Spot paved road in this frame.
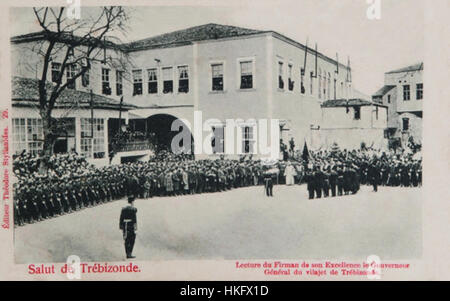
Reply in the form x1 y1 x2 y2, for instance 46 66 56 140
15 185 422 263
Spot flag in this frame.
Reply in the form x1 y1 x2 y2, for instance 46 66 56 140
302 141 310 162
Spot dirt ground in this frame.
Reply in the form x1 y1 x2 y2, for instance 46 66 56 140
14 184 422 263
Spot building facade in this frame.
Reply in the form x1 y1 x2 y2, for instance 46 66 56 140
372 63 423 148
11 23 371 164
312 98 388 150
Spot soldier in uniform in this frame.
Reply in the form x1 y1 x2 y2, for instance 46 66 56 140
343 165 352 195
368 161 380 192
322 166 330 198
329 166 338 197
305 167 315 199
336 165 344 196
263 167 276 197
313 166 323 199
119 196 138 259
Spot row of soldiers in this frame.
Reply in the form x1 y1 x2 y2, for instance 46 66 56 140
13 156 269 226
304 164 361 199
13 173 129 226
298 149 422 199
13 149 422 226
119 159 265 199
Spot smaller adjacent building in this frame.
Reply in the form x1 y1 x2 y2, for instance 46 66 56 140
372 62 423 148
11 77 155 166
310 98 388 150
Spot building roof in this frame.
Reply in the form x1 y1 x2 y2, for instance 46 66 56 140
11 77 136 110
321 98 387 108
386 62 423 74
11 23 349 70
373 85 396 97
124 23 268 51
10 30 124 51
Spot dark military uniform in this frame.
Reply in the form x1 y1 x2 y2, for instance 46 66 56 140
336 167 344 196
263 170 274 197
322 170 330 198
314 169 324 199
329 168 338 197
119 204 138 259
305 170 315 199
368 164 380 192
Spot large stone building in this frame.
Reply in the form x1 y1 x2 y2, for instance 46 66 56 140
10 23 385 164
372 62 423 148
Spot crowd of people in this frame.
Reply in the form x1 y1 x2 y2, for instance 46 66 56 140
12 147 422 227
299 148 422 199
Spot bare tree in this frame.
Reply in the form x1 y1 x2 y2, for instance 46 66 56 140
30 6 129 160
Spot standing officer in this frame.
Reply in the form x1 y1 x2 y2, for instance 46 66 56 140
329 166 338 197
313 166 323 199
368 161 380 192
337 165 344 196
119 196 138 259
305 166 315 199
263 168 274 197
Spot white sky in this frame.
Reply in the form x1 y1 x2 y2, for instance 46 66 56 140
10 0 424 95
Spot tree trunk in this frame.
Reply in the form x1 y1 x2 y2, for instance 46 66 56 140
39 108 56 174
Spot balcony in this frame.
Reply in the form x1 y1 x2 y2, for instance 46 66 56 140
109 130 156 153
115 140 154 152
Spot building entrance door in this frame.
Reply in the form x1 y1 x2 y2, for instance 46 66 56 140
54 138 68 153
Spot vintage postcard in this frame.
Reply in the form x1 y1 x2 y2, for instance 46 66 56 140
0 0 448 282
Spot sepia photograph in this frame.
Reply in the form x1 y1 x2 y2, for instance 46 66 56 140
6 0 429 275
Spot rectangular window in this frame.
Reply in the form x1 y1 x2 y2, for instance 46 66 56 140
300 68 305 94
12 118 26 155
242 126 255 154
178 66 189 93
133 69 143 95
240 61 253 89
416 83 423 100
80 118 105 159
403 85 410 101
211 64 224 91
387 94 391 104
162 67 173 94
93 119 105 159
278 62 284 90
11 118 43 156
402 118 409 131
211 126 225 154
66 64 76 89
80 127 92 158
51 62 61 83
318 71 322 99
333 79 337 99
116 70 123 96
354 106 361 120
288 64 294 91
327 74 331 99
27 118 43 156
147 68 158 94
82 69 90 87
102 68 111 95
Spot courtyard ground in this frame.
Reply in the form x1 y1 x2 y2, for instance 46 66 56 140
14 184 422 263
